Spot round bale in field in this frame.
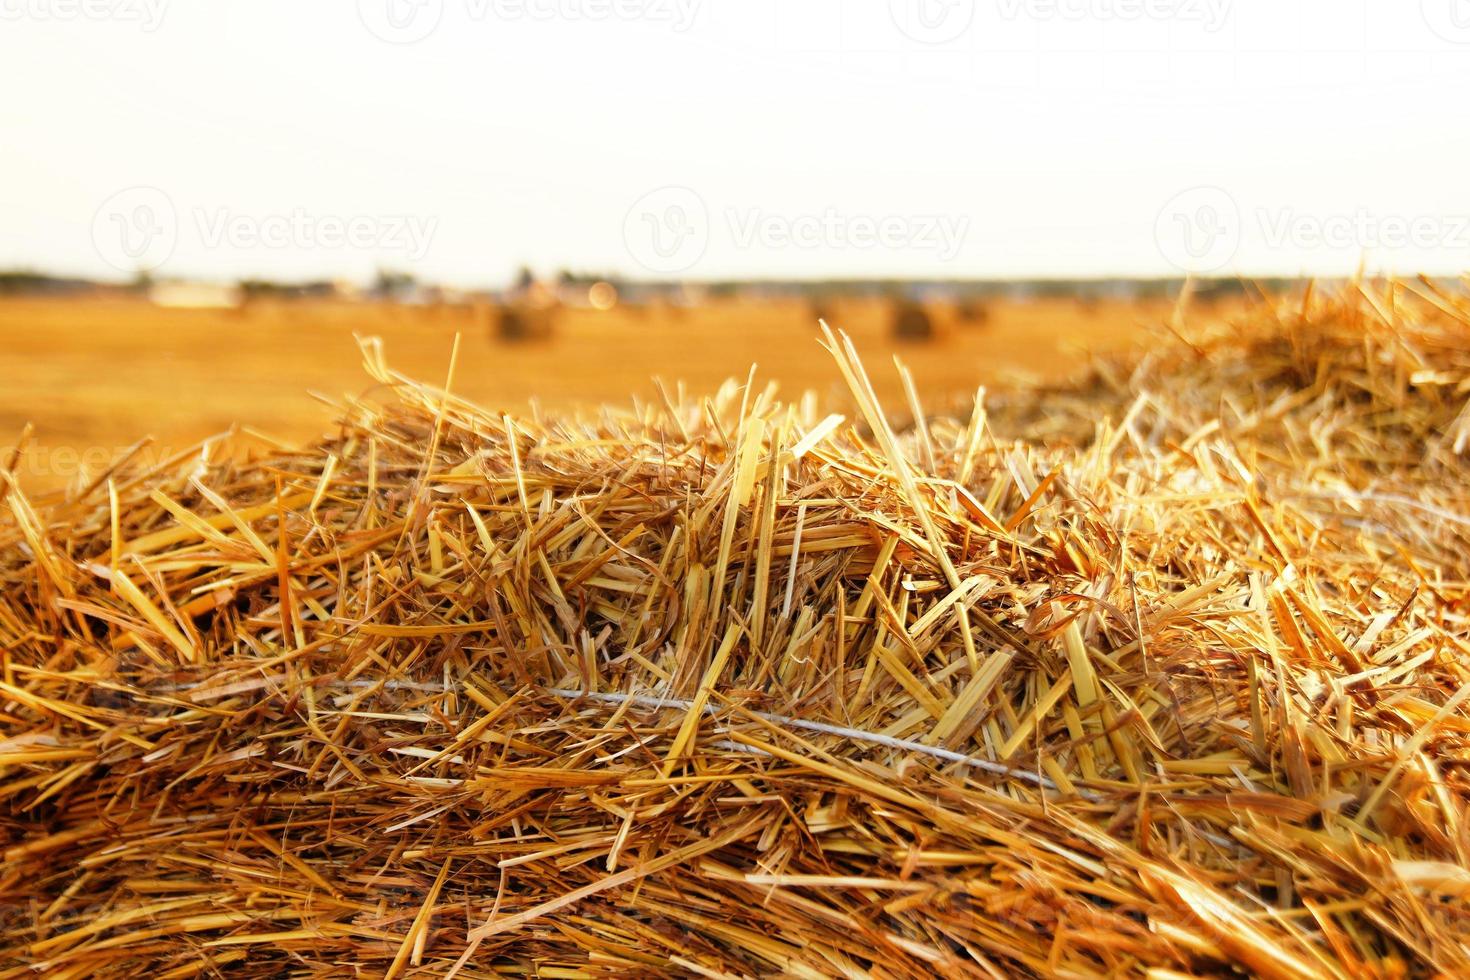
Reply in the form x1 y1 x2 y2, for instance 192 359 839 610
890 299 935 342
493 304 556 343
808 294 838 326
954 298 990 326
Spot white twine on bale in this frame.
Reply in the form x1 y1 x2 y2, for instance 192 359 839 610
165 676 1083 795
542 687 1085 798
162 676 1255 839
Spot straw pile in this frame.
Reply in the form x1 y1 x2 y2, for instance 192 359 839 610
2 281 1470 977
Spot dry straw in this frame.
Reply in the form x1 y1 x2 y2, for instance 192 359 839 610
3 278 1470 976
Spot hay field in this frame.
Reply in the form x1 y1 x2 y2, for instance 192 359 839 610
0 294 1177 490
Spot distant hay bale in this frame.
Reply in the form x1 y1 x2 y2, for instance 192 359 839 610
808 295 837 326
494 303 555 342
954 297 990 326
3 284 1470 976
890 299 935 341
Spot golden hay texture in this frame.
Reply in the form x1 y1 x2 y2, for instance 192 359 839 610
2 281 1470 977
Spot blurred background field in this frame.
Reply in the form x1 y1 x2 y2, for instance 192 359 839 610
0 289 1210 490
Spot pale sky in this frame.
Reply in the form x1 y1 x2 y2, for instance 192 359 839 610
3 0 1469 285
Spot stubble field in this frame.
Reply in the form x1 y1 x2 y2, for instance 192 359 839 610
0 293 1185 489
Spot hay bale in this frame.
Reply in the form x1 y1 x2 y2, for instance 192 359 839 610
890 299 935 341
954 297 990 326
3 283 1470 976
494 303 555 342
808 294 838 326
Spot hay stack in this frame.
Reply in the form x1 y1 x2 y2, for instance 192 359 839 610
954 297 990 326
493 304 555 343
3 282 1470 976
890 299 935 341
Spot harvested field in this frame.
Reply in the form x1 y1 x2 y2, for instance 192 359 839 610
0 294 1181 492
2 280 1470 976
